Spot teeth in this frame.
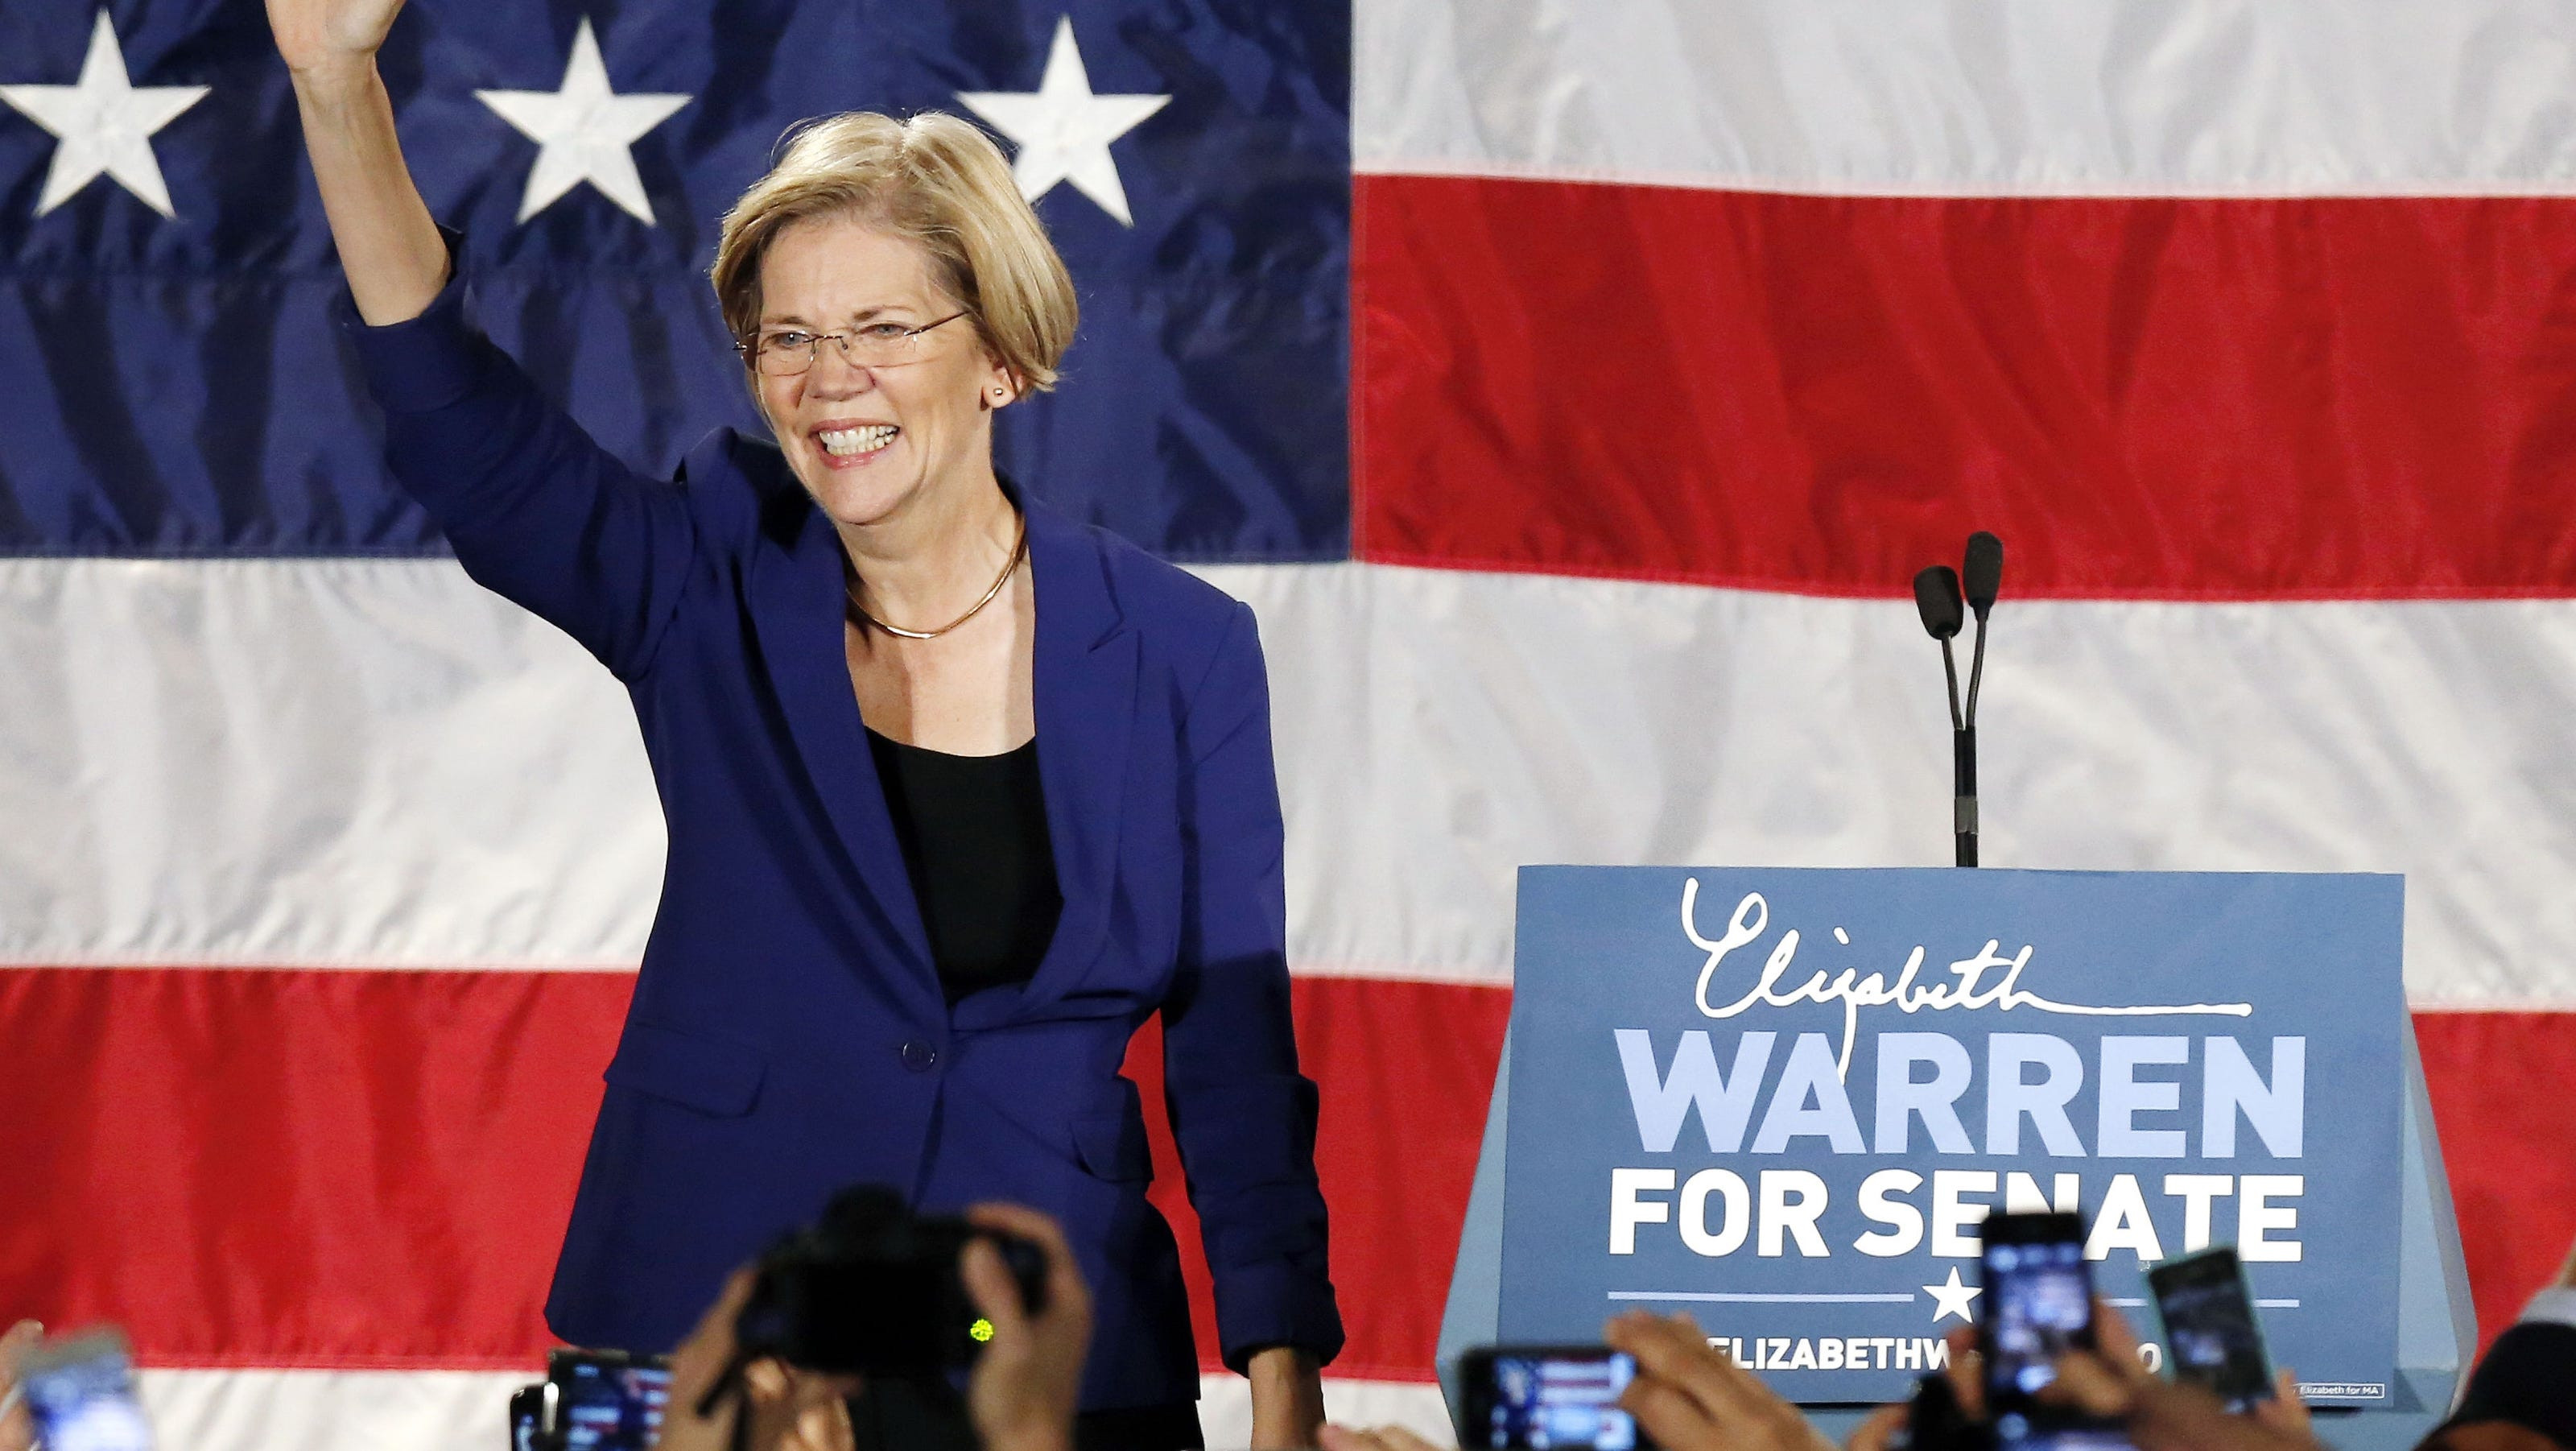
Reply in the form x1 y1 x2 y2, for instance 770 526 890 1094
818 424 898 457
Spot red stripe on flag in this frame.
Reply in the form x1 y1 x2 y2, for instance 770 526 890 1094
2413 1011 2576 1350
0 968 1510 1377
5 968 2564 1370
0 966 626 1370
1354 174 2576 599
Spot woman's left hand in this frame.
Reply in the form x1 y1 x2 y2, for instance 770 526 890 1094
1248 1345 1326 1449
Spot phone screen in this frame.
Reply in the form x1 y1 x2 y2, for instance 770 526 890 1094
1980 1213 2098 1441
1468 1348 1644 1450
19 1337 154 1451
547 1354 670 1451
2149 1247 2273 1409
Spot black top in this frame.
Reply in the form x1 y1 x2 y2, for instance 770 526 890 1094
866 727 1063 999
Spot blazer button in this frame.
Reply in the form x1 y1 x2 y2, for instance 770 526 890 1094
899 1039 939 1073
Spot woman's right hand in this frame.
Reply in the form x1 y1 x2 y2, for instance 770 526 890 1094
264 0 446 323
265 0 407 85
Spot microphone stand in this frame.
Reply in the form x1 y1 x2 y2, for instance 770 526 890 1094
1955 614 1984 868
1955 530 2003 867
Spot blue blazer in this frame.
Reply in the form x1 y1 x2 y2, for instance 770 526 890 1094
345 257 1343 1409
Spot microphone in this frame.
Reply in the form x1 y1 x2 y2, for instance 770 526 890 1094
1912 565 1965 736
1963 531 2002 618
1915 536 2003 868
1961 530 2003 725
1913 565 1965 643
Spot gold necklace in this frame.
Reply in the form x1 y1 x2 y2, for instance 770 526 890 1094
846 512 1027 640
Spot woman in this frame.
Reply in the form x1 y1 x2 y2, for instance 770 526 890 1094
266 2 1341 1445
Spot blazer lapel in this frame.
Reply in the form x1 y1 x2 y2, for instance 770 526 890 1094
745 497 938 990
1015 493 1136 1019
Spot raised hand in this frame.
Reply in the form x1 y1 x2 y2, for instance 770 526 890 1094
2042 1302 2322 1451
961 1202 1093 1451
1607 1308 1839 1451
261 0 445 322
1 1321 42 1451
264 0 407 82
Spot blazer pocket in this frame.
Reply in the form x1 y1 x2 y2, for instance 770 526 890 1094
1071 1112 1154 1183
605 1022 766 1118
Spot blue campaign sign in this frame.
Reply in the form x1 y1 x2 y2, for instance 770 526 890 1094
1495 867 2407 1405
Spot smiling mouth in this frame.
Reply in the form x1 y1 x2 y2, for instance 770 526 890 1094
817 424 898 458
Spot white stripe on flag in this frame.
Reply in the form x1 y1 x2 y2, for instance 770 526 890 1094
138 1369 524 1451
1354 0 2576 195
6 559 2575 1006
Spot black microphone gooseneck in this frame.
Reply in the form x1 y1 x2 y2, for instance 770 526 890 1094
1955 531 2004 867
1911 564 1969 862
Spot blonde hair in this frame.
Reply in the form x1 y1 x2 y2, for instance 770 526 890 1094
712 111 1077 392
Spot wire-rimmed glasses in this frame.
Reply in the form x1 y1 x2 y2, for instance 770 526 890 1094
736 311 969 377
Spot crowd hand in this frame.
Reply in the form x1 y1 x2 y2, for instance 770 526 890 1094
962 1202 1094 1451
2041 1301 2316 1451
1606 1308 1839 1451
0 1320 40 1451
1845 1324 1992 1451
657 1270 858 1451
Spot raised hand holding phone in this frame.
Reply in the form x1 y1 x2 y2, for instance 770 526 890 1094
11 1328 154 1451
1977 1212 2104 1446
2042 1302 2314 1451
2148 1246 2274 1412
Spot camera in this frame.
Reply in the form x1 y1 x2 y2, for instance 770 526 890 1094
729 1183 1051 1380
506 1184 1049 1448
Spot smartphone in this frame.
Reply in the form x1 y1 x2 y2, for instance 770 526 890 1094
13 1328 155 1451
543 1350 671 1451
1979 1213 2101 1446
1456 1346 1653 1450
509 1382 550 1451
2147 1246 2273 1411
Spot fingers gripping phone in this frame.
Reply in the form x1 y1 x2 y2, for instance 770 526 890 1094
2147 1246 2274 1412
1457 1346 1655 1450
1979 1213 2099 1445
14 1329 155 1451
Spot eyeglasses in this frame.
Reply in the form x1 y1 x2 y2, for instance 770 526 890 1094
737 311 970 377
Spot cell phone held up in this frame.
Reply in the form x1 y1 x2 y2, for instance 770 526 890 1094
1978 1212 2108 1447
1455 1346 1656 1450
12 1328 155 1451
507 1349 671 1451
2147 1246 2274 1412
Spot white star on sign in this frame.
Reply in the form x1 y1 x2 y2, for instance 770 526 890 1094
476 18 690 225
958 16 1170 226
0 10 208 218
1923 1266 1984 1325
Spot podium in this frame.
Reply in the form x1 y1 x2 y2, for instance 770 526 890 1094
1437 868 2477 1451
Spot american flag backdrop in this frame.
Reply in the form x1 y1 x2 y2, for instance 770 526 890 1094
6 0 2576 1445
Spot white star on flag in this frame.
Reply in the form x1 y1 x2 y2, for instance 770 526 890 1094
476 18 690 225
958 16 1170 226
1923 1266 1984 1325
0 9 208 219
